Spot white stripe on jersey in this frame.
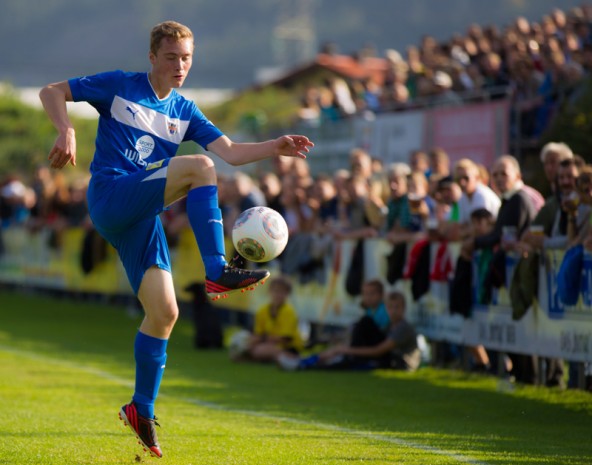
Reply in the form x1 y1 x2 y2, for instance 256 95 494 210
111 96 189 145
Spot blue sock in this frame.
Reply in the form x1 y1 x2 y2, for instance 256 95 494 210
186 185 226 280
132 331 168 419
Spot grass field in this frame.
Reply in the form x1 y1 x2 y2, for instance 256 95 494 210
0 290 591 465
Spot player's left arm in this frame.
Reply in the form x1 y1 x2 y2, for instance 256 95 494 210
207 134 313 166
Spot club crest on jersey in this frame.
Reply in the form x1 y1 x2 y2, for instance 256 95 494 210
167 120 179 135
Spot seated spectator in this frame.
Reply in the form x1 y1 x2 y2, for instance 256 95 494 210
235 276 303 363
279 290 421 372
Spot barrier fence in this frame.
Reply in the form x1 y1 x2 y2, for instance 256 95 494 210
1 226 591 363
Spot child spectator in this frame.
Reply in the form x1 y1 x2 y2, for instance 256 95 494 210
279 290 420 372
238 276 303 363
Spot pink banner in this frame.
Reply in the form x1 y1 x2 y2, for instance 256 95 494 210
429 100 510 168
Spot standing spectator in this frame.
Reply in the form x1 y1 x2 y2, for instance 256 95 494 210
406 171 434 233
480 52 510 98
258 172 283 214
296 87 321 128
444 158 501 240
462 155 539 384
429 71 463 107
463 155 538 257
309 173 339 231
429 147 451 179
223 172 267 233
28 165 56 231
349 148 373 179
540 142 574 195
318 86 341 122
409 150 430 177
518 159 587 389
328 77 357 117
0 176 36 227
384 163 415 243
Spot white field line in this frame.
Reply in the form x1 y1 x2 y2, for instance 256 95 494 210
0 345 488 465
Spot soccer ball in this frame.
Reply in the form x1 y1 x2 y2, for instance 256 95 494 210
232 206 289 262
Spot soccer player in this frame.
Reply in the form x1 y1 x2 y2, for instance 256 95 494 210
39 21 313 458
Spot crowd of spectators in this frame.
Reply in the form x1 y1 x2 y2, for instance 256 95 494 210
3 141 590 389
0 166 91 254
295 5 590 139
202 142 588 389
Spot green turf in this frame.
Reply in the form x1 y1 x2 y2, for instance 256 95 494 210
0 290 590 464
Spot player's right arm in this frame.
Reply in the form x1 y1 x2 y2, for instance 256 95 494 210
39 81 77 169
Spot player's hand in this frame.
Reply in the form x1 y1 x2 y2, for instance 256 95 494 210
48 128 77 169
273 135 314 159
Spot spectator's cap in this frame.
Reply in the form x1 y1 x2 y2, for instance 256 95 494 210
433 71 452 88
437 175 454 191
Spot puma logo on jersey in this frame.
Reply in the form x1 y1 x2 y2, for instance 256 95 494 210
208 219 223 225
126 106 139 119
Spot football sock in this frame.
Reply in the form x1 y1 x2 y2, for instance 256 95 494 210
186 185 227 280
132 331 168 419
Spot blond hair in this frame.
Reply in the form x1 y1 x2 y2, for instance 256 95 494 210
150 21 193 55
454 158 478 174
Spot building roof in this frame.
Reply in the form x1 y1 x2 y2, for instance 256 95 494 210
268 53 390 88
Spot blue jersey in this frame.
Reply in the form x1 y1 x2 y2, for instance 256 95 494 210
68 70 223 179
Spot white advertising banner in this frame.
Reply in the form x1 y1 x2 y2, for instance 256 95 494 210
354 111 425 164
1 226 592 361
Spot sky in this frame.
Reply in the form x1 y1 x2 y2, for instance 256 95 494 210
0 0 585 90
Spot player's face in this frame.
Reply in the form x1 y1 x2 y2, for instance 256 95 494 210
150 37 194 89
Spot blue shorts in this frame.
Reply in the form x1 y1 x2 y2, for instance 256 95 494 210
87 159 172 294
